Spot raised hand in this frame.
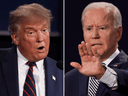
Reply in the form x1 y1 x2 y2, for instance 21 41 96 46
70 41 106 79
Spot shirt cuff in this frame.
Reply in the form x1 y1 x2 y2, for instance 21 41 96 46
99 66 118 90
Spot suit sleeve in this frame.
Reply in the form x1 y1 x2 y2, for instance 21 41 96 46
113 62 128 95
99 67 118 89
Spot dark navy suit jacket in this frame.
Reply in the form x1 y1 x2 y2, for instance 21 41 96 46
66 51 128 96
0 46 63 96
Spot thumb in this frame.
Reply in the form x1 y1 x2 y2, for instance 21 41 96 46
70 62 82 69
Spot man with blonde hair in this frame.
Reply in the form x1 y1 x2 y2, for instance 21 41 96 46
0 3 63 96
66 2 128 96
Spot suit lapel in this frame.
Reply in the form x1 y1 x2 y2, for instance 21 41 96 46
2 46 19 96
44 57 59 96
96 82 106 96
108 50 128 68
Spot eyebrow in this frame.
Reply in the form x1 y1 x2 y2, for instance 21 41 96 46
98 25 109 27
24 23 48 31
25 27 37 32
85 24 109 27
85 25 93 28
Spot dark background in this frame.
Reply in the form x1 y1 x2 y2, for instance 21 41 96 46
0 0 63 61
66 0 128 73
0 0 128 73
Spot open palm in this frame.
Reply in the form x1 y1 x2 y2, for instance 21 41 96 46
71 41 105 79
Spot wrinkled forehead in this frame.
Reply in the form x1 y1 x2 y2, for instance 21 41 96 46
84 8 114 25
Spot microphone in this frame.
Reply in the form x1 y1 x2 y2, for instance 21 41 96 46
56 61 63 70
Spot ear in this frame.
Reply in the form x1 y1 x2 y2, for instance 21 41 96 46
116 26 123 42
11 32 19 46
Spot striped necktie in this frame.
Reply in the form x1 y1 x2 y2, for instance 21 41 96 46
23 61 37 96
88 77 100 96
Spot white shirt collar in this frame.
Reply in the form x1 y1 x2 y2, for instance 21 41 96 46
17 48 44 71
102 48 120 66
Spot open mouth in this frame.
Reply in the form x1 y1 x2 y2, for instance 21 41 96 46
38 46 44 50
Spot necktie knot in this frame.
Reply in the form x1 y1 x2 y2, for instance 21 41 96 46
27 61 36 68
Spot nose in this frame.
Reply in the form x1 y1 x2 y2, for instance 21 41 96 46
92 28 100 39
36 31 44 43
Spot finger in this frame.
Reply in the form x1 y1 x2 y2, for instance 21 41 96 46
78 44 84 57
91 47 99 57
91 47 101 62
86 43 93 56
81 41 88 55
70 62 82 70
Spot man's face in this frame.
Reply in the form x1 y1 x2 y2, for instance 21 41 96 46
83 8 122 61
12 19 50 62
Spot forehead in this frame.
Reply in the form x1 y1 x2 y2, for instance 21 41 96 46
83 8 114 26
20 18 48 29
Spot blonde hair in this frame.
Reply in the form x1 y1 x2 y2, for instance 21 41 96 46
9 3 53 33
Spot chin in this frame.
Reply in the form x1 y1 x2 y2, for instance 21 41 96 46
37 54 47 60
96 50 103 56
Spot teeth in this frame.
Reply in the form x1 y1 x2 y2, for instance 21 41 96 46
93 44 100 46
94 45 99 46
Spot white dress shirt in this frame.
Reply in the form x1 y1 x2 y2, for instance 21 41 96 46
17 48 45 96
99 48 120 89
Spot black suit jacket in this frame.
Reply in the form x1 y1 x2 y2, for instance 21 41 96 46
66 50 128 96
0 46 63 96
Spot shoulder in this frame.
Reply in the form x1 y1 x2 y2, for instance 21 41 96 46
0 47 12 53
45 56 57 64
44 56 63 71
119 50 128 62
44 56 57 68
66 68 79 75
66 68 80 80
0 47 13 58
0 46 17 62
117 50 128 69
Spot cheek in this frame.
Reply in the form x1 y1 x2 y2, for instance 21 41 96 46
107 32 117 44
83 31 87 39
21 37 36 51
24 38 35 46
83 32 87 41
45 35 50 48
101 34 115 51
83 33 91 42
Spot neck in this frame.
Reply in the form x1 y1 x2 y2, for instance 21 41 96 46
100 47 118 62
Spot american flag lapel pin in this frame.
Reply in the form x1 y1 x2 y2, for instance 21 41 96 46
52 75 56 81
114 65 118 67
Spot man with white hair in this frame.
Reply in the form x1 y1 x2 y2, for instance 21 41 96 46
66 2 128 96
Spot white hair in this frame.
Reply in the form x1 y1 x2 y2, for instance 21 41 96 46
81 2 122 28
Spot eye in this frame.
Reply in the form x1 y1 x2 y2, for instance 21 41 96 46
99 26 107 30
29 32 33 34
87 28 92 31
27 31 35 36
43 29 46 32
100 27 105 30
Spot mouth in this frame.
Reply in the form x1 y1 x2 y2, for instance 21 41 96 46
38 46 44 50
92 44 102 46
